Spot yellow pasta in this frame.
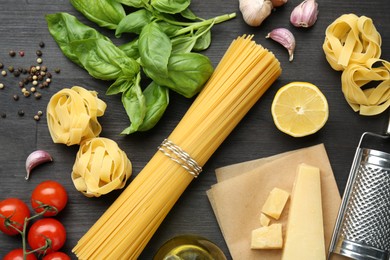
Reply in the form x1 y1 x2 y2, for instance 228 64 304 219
341 59 390 115
323 14 381 71
47 86 107 146
73 35 282 259
72 137 132 197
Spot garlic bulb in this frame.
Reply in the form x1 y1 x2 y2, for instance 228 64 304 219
290 0 319 28
239 0 273 27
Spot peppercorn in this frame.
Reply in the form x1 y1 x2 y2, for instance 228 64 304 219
37 58 42 64
18 81 24 88
13 94 19 101
54 68 60 74
9 50 16 57
0 83 4 89
46 78 51 83
1 70 7 76
13 70 20 77
37 110 43 116
1 112 6 118
23 90 30 97
34 115 40 121
18 110 24 116
36 50 42 56
0 63 3 69
30 87 36 93
34 92 42 99
41 66 47 72
39 41 45 48
46 72 52 78
19 51 25 57
8 66 14 73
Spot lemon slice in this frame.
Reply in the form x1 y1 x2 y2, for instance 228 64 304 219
271 82 329 137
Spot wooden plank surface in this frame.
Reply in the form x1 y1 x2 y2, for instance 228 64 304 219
0 0 389 259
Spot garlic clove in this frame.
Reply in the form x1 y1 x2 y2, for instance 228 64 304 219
266 28 296 62
25 150 53 180
239 0 273 27
290 0 319 28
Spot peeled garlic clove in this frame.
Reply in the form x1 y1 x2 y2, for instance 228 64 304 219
266 28 296 62
290 0 319 28
239 0 273 27
25 150 53 180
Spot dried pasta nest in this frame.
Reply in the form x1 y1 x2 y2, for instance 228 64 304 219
72 137 132 197
323 14 390 116
47 86 107 146
323 14 381 71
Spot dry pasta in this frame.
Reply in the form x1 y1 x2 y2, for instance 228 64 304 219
323 14 381 71
73 35 282 259
72 137 132 197
323 14 389 116
47 86 107 146
341 59 390 115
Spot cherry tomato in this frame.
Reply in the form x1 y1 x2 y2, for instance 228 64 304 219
0 198 30 236
27 218 66 254
31 180 68 217
3 248 37 260
42 252 71 260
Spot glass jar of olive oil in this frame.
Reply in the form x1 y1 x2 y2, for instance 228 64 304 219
154 235 227 260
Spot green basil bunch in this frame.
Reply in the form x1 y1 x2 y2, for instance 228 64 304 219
46 0 235 134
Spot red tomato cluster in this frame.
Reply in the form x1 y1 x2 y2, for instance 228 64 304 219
0 180 70 259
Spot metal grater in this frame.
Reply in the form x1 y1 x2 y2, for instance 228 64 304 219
329 119 390 260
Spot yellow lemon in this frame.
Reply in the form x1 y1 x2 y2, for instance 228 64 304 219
271 82 329 137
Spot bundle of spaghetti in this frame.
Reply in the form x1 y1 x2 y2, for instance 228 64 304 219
73 35 282 259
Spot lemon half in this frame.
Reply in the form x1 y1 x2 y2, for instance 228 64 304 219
271 82 329 137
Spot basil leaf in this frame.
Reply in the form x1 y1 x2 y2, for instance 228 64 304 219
180 8 202 21
151 0 191 14
119 39 140 60
193 29 212 51
139 22 172 77
171 36 196 54
70 0 126 29
45 12 109 66
69 38 140 80
145 52 213 98
115 9 153 37
115 0 146 8
157 21 183 37
137 82 169 131
121 73 146 134
106 76 134 95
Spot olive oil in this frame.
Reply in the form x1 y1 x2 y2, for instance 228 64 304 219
154 235 226 260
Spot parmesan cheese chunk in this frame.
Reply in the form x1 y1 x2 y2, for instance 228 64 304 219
261 187 290 219
281 164 326 260
260 213 271 227
251 224 283 249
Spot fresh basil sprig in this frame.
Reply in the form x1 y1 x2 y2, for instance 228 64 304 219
46 0 235 134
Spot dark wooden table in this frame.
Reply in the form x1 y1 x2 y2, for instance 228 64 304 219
0 0 389 259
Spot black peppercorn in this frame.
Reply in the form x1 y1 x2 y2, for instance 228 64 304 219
1 112 6 118
13 71 20 77
54 68 61 74
18 109 24 116
39 41 45 48
0 63 3 69
9 50 16 57
13 94 19 101
36 50 42 57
